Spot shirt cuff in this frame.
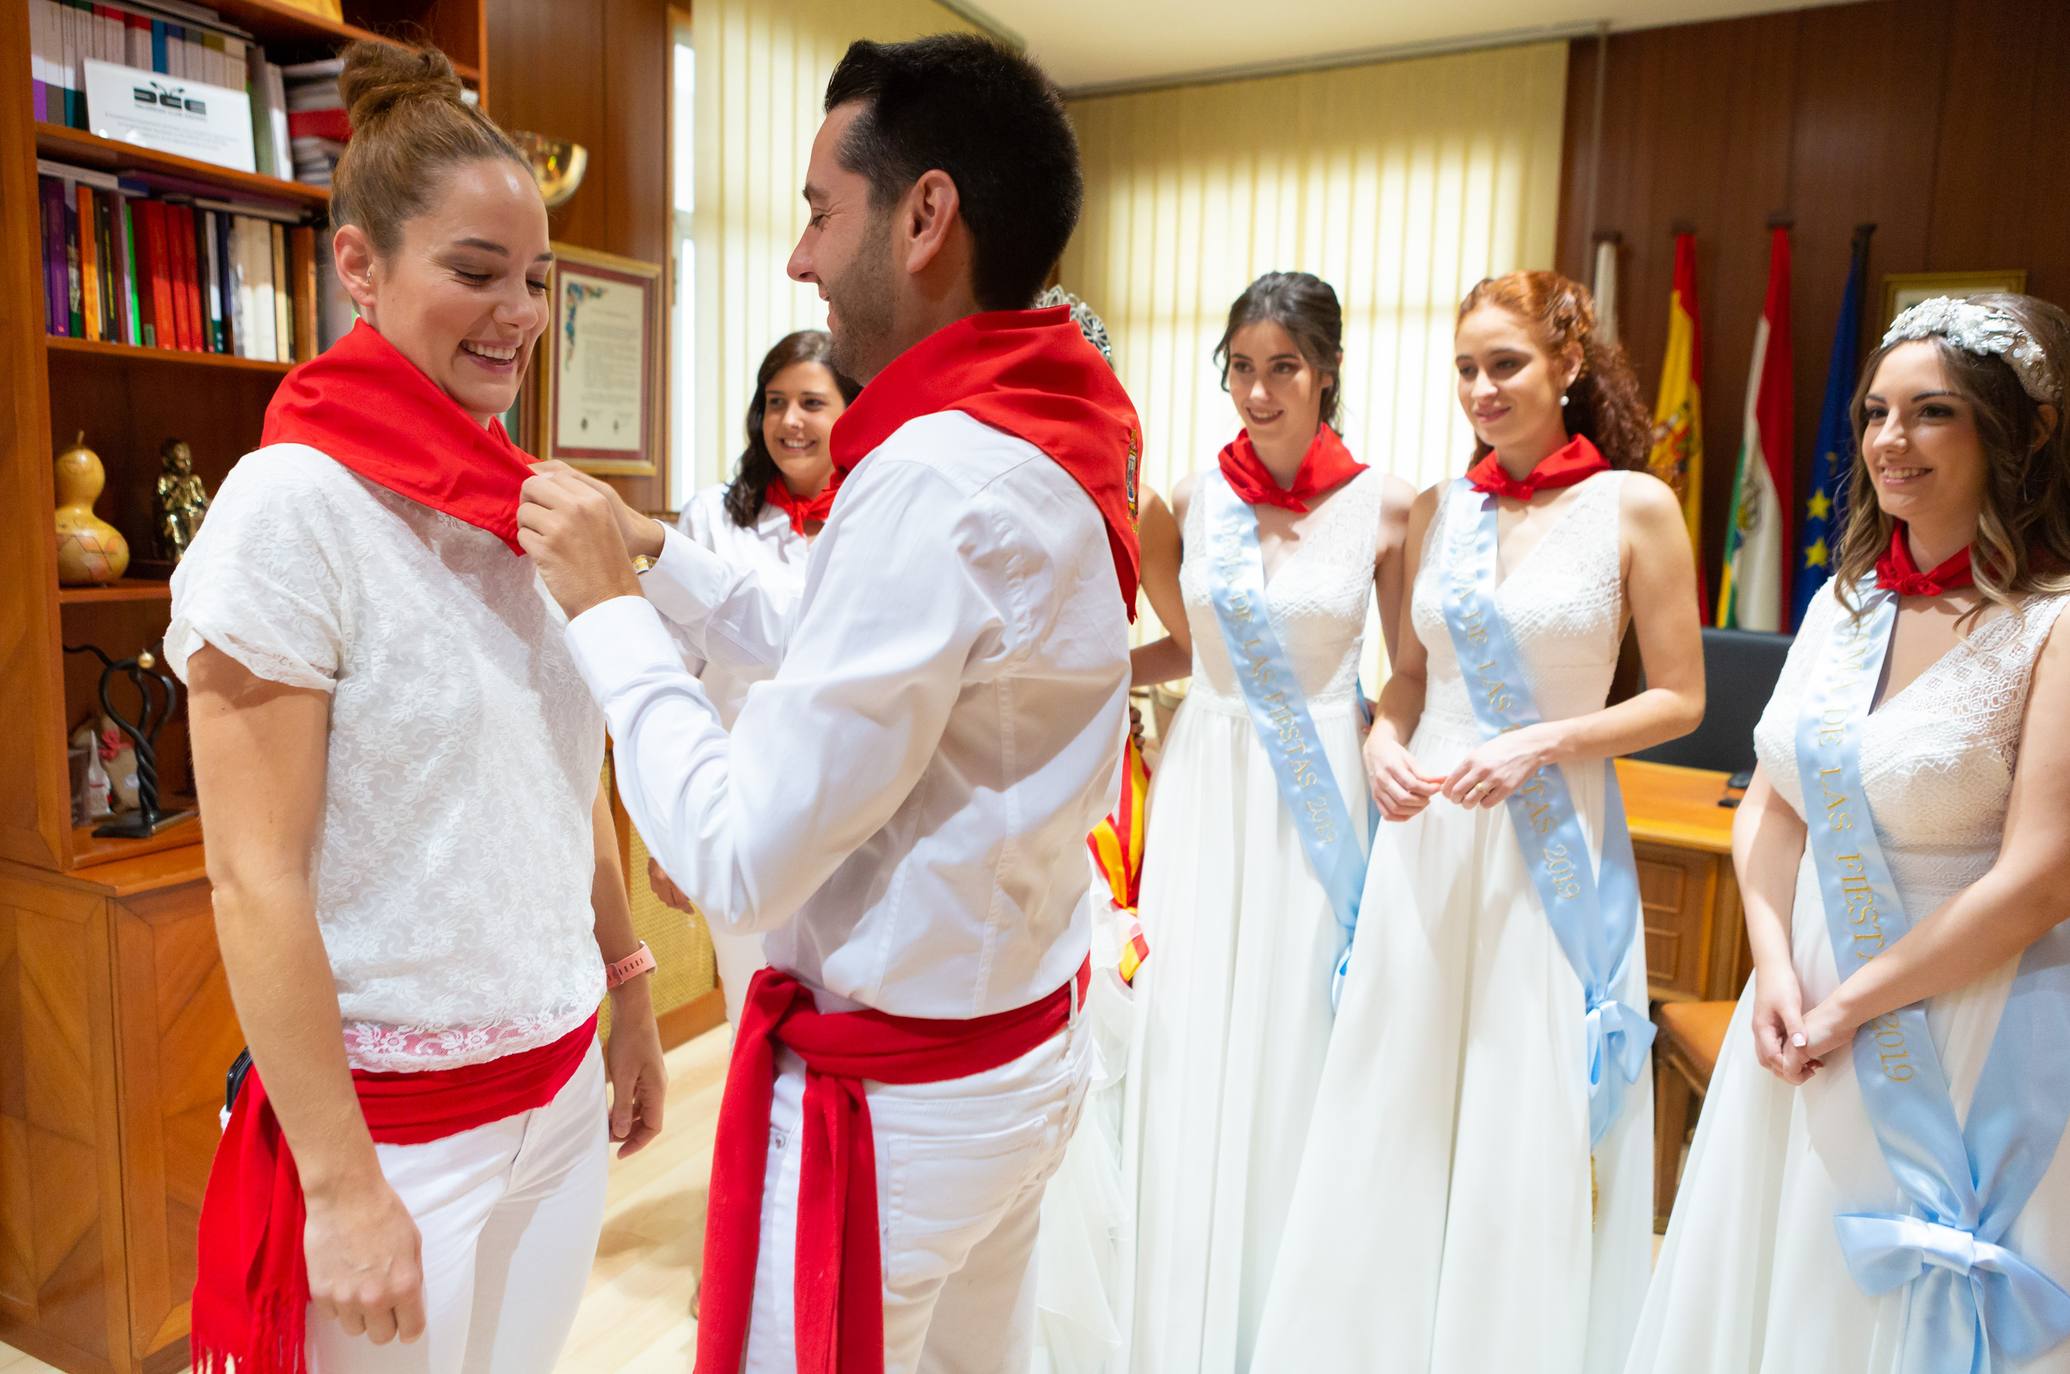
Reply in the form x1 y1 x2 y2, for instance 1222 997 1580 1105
642 524 734 628
565 594 690 703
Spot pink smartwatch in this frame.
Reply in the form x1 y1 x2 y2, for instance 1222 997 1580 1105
605 940 656 990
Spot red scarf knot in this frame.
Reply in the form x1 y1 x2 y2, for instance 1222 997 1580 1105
695 963 1088 1374
765 479 837 538
1466 434 1610 501
1875 522 1976 596
1215 424 1366 513
261 320 536 553
828 306 1143 618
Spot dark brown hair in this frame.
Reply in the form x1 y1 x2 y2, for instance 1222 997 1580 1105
724 331 861 528
1835 291 2070 619
331 41 529 255
1215 271 1345 431
1456 271 1650 471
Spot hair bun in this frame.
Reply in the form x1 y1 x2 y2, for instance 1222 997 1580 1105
339 40 463 131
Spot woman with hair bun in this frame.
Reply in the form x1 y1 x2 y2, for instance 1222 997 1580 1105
170 40 663 1374
1126 270 1413 1372
1254 270 1704 1372
1628 293 2070 1372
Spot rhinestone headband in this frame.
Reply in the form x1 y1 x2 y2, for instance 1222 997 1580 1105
1882 296 2060 405
1039 285 1113 367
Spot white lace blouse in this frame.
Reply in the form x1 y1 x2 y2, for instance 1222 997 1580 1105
167 444 607 1071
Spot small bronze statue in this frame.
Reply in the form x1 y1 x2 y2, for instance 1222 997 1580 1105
155 438 210 563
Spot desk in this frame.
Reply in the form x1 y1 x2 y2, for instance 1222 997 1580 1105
1617 758 1750 1005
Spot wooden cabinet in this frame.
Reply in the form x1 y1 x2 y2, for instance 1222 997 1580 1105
1618 759 1752 1004
0 852 234 1374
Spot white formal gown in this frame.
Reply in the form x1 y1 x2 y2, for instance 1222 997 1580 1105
1625 585 2070 1373
1125 467 1386 1373
1253 470 1653 1374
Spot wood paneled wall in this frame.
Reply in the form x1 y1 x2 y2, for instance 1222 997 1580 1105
489 0 673 513
1556 0 2070 581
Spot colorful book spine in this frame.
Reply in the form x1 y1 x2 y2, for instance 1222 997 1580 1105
76 183 101 341
167 203 198 350
116 194 142 344
289 223 317 363
142 200 176 347
213 210 236 355
270 221 289 363
40 177 69 337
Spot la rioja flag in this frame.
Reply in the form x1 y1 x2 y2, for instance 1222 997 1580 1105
1717 226 1795 630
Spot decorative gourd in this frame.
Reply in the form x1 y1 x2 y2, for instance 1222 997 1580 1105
53 431 129 585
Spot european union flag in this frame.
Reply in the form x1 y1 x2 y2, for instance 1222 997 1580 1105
1794 226 1875 627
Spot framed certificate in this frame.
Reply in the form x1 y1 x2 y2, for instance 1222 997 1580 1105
543 244 663 476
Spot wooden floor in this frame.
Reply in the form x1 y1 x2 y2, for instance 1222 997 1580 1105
0 1028 733 1374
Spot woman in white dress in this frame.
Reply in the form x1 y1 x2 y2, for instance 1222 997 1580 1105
1628 293 2070 1373
645 330 856 1025
1253 270 1704 1374
1125 270 1413 1372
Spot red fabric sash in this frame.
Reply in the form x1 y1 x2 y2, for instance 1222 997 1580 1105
1875 522 1976 596
1216 424 1365 513
765 479 836 538
828 306 1143 618
261 320 536 553
695 963 1089 1374
189 1013 598 1374
1466 434 1610 501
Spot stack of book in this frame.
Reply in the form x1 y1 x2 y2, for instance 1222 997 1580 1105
27 0 315 189
38 159 319 363
283 57 346 187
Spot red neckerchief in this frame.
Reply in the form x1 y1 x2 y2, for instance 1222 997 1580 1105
765 478 836 537
261 320 535 553
1876 522 1976 595
1216 424 1365 513
828 306 1142 618
190 1014 597 1374
695 964 1089 1374
1466 433 1611 501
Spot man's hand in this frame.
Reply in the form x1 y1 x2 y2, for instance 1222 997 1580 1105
530 460 667 560
518 468 644 619
647 855 694 913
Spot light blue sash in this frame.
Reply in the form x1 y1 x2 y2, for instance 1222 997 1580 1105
1795 588 2070 1372
1435 480 1653 1149
1204 475 1370 1008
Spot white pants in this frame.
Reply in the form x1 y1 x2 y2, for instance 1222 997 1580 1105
741 1008 1092 1373
308 1043 610 1373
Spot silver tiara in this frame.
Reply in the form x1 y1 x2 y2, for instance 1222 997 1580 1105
1039 285 1113 367
1882 296 2060 405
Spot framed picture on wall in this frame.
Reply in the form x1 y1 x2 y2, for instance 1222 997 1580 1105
1881 270 2028 327
543 244 663 476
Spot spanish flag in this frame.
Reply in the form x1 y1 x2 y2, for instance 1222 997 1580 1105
1087 736 1151 984
1648 232 1708 616
1717 226 1796 631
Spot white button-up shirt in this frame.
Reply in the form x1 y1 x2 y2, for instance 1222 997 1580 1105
671 483 810 728
565 411 1130 1017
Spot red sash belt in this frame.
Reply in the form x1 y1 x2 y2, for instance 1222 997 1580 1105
190 1013 599 1374
695 962 1090 1374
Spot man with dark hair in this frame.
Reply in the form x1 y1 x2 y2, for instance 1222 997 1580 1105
518 31 1143 1374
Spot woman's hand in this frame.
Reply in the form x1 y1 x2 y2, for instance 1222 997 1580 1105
1440 725 1555 809
304 1173 426 1346
1750 961 1819 1085
647 855 693 913
603 980 667 1158
1365 730 1441 821
1787 992 1858 1076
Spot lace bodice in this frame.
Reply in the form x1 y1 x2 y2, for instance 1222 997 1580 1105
1755 585 2070 903
1178 468 1388 707
167 446 608 1071
1412 472 1629 731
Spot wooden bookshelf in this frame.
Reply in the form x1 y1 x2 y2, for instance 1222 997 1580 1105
3 3 488 1369
57 577 175 605
35 121 332 208
48 334 298 374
